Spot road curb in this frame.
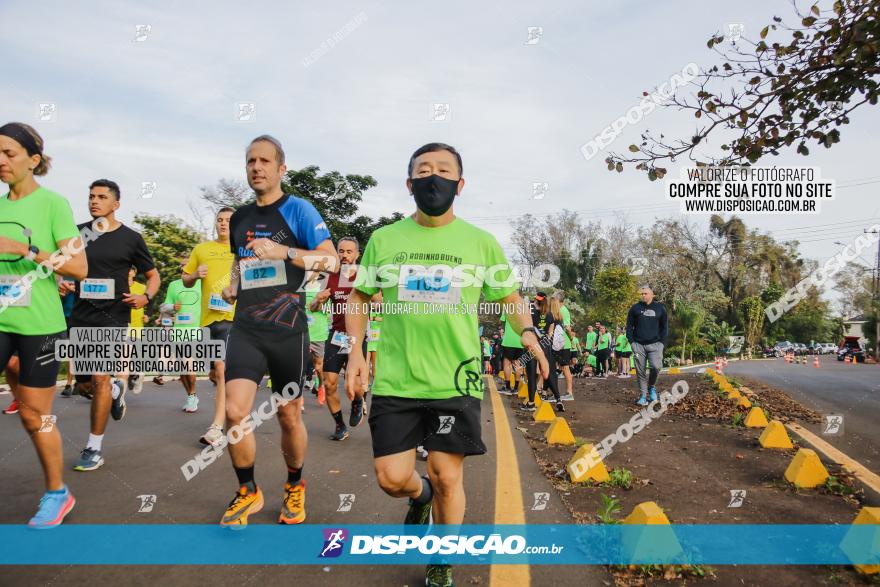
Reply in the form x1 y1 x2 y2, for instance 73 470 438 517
785 422 880 495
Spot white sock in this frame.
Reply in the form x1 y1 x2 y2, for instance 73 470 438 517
110 379 122 400
86 433 104 451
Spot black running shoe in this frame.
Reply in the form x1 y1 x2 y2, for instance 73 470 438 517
349 397 365 427
405 477 433 526
110 379 127 421
329 423 349 441
425 564 453 587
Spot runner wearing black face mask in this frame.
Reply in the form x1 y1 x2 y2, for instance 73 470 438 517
344 142 548 587
409 173 458 216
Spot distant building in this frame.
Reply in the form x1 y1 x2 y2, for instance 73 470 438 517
843 314 869 346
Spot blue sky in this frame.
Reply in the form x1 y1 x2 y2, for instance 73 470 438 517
2 0 878 301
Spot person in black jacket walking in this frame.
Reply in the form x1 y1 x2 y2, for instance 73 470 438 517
625 285 668 406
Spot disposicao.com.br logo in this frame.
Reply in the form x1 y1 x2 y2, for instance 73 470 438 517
320 530 561 557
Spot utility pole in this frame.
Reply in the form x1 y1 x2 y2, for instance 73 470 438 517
866 229 880 362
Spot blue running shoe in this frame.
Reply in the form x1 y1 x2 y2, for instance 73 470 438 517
636 395 648 406
649 387 658 402
28 486 75 528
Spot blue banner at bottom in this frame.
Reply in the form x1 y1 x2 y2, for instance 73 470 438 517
0 524 876 565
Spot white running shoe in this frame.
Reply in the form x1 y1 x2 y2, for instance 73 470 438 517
183 394 199 413
200 424 224 447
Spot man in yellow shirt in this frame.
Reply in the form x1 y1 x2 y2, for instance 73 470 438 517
125 268 149 392
183 207 235 446
128 268 147 330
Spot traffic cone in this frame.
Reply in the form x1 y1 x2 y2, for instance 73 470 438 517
844 355 851 364
813 356 820 368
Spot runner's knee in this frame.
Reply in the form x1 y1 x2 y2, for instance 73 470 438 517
17 406 44 434
276 404 302 431
225 401 250 424
375 463 413 496
427 465 463 496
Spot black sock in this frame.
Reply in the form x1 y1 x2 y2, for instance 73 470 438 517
287 465 303 485
412 476 433 505
332 410 344 427
234 465 256 492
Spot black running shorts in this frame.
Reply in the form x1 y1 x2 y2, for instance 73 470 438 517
0 331 65 388
323 331 367 375
225 326 308 396
368 394 486 458
501 346 524 362
208 320 233 368
553 348 573 365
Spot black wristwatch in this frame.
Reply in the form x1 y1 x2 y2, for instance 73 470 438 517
521 326 540 339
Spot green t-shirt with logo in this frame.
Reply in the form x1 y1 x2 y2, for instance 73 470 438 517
587 354 597 368
597 332 612 350
585 331 597 350
305 287 330 343
559 305 573 349
615 333 631 352
572 336 580 352
354 216 518 400
501 312 523 349
163 279 202 329
0 187 80 335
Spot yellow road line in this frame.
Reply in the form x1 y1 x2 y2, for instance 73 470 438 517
486 375 530 587
786 422 880 494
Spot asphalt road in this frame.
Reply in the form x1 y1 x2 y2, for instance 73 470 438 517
0 379 605 587
722 357 880 474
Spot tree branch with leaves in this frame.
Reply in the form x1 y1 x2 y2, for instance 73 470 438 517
607 0 879 180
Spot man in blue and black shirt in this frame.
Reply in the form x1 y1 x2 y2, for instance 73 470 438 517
626 284 668 406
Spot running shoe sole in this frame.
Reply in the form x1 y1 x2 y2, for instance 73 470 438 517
73 457 104 472
329 429 349 441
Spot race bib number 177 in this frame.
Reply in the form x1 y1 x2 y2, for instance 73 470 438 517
397 264 461 305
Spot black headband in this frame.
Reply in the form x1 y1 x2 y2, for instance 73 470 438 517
0 123 41 157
